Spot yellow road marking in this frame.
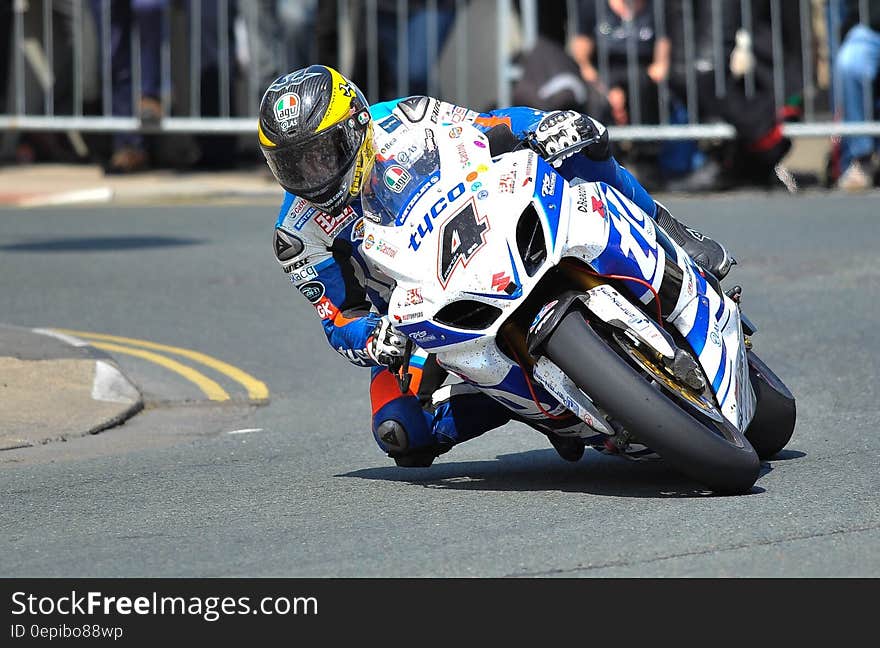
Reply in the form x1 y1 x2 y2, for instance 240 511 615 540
89 342 230 402
54 329 269 401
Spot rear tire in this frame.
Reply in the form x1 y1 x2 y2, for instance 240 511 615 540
744 351 796 459
543 310 761 494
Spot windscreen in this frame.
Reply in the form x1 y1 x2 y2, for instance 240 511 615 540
361 127 441 227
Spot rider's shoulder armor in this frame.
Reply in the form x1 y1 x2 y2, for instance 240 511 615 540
273 193 360 282
388 96 481 129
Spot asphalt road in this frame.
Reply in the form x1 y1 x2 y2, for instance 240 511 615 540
1 191 878 577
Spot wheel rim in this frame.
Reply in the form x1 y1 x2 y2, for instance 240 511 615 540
610 331 745 447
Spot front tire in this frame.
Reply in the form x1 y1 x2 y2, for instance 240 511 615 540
543 310 761 494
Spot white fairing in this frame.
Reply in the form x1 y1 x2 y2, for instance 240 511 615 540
362 123 756 432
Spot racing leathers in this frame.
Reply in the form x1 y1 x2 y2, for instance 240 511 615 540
273 96 662 466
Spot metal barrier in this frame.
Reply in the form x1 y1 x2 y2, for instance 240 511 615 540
2 0 880 140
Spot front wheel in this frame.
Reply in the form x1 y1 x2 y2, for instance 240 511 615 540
543 310 761 494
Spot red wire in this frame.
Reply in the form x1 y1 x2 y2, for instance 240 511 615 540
563 262 664 329
506 340 575 421
505 263 664 423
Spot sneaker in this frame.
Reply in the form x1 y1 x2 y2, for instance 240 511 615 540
837 160 871 192
654 202 735 280
106 147 149 174
545 432 585 462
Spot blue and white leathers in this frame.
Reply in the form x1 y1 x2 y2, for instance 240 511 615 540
273 96 662 462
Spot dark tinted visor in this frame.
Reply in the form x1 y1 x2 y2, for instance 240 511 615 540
263 118 363 198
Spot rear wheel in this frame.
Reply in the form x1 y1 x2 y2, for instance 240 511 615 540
744 351 796 459
543 310 760 494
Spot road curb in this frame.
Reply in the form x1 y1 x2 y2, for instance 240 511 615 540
0 325 145 450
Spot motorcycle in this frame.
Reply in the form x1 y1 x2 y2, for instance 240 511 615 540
360 121 795 494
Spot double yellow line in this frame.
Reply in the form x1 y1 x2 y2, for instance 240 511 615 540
53 329 269 403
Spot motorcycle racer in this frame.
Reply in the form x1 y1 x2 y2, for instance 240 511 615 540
259 64 734 467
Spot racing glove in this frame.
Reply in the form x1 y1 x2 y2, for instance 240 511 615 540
529 110 610 167
366 316 407 368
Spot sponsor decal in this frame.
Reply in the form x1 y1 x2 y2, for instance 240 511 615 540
498 172 517 193
313 186 347 213
384 165 412 193
477 164 489 173
448 126 463 138
523 152 535 186
376 238 398 258
378 135 400 158
393 311 424 323
470 181 482 191
456 143 470 167
449 105 477 123
364 233 376 250
294 209 314 230
313 206 356 236
709 330 721 345
491 272 512 292
575 186 591 213
299 281 325 303
530 299 559 335
274 93 300 130
591 195 607 218
408 182 468 251
474 140 486 148
351 218 365 241
405 288 423 306
397 172 441 225
289 264 318 284
466 172 478 182
377 114 403 133
356 110 370 125
477 189 489 200
314 295 338 320
408 329 437 343
287 257 311 271
540 172 557 197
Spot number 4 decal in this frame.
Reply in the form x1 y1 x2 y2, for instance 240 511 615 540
437 200 489 289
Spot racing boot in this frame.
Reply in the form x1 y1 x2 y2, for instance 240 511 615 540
654 202 736 280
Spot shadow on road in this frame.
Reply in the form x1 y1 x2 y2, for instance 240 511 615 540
336 448 809 498
0 236 204 252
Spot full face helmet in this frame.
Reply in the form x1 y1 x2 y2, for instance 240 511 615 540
258 65 374 215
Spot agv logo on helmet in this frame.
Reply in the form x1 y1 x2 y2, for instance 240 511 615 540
274 93 300 131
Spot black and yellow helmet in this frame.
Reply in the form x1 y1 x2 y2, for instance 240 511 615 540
258 65 374 215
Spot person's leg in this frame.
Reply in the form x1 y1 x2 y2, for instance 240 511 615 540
90 0 146 169
370 359 511 467
835 25 880 173
131 0 166 123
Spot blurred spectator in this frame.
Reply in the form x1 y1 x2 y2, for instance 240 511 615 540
833 1 880 191
89 0 166 173
353 0 459 100
663 0 802 191
513 35 612 122
240 0 318 100
570 0 669 126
